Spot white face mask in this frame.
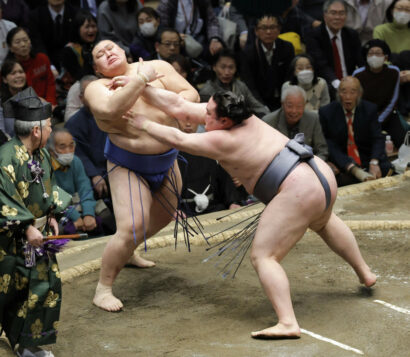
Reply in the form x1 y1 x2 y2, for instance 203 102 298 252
393 11 410 25
139 22 157 37
56 152 74 166
367 55 385 69
297 70 314 85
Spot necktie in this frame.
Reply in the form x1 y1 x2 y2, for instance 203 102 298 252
331 36 343 80
55 14 62 41
346 111 361 166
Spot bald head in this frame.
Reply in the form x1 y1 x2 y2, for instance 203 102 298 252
338 76 363 112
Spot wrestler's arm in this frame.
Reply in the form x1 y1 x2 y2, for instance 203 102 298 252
144 85 207 124
124 112 228 159
154 60 199 103
84 61 156 121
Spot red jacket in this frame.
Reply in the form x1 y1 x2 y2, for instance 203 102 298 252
20 53 57 105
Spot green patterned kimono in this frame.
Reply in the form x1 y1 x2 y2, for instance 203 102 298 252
0 137 70 349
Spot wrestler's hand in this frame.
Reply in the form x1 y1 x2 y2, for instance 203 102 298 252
174 209 186 221
137 57 163 83
123 110 150 131
108 75 131 90
92 176 108 198
26 225 44 248
83 215 97 231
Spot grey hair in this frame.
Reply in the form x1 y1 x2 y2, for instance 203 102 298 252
46 127 73 151
281 85 307 103
323 0 347 13
14 119 49 137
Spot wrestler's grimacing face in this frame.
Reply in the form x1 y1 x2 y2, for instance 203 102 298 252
93 41 125 76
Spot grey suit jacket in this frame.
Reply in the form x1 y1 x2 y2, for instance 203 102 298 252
262 108 329 161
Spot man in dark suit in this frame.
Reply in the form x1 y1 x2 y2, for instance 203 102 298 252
305 0 364 95
28 0 78 71
240 14 295 111
319 76 392 186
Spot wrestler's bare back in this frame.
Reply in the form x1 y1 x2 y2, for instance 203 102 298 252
92 61 183 155
208 115 336 198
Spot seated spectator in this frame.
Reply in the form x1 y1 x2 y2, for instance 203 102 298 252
156 0 223 59
130 6 161 61
0 3 16 67
282 53 330 111
319 76 392 186
305 0 364 94
200 49 269 117
345 0 393 45
263 85 328 161
154 28 184 61
395 50 410 117
0 0 29 28
0 58 27 136
47 128 107 236
65 75 110 202
28 0 77 72
353 39 406 148
240 13 295 111
64 80 82 121
61 9 98 84
178 119 247 216
97 0 143 56
167 53 192 81
6 27 57 105
373 0 410 56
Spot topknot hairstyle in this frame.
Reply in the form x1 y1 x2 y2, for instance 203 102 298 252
212 91 252 124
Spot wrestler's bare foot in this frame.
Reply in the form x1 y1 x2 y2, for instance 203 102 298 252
93 282 123 312
251 322 301 340
360 271 377 288
127 253 156 268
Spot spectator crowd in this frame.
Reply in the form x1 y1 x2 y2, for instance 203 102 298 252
0 0 409 219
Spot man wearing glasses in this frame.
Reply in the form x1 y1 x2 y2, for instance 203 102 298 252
240 14 295 111
305 0 364 94
154 27 183 61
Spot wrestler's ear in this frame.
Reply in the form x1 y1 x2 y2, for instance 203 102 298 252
220 117 234 129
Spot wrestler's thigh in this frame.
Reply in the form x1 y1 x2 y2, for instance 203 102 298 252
147 161 182 236
107 161 153 236
251 192 314 262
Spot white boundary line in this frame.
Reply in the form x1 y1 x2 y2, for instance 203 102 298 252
300 328 364 355
374 300 410 315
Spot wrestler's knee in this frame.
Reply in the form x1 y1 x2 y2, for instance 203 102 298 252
116 217 150 245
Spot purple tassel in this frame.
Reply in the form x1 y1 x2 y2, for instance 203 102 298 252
41 239 71 254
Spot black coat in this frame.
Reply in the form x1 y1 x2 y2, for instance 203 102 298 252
240 38 295 111
305 23 365 85
28 3 77 70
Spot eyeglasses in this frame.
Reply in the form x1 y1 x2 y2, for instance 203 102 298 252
326 10 346 17
257 25 279 31
367 51 384 57
160 42 181 48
